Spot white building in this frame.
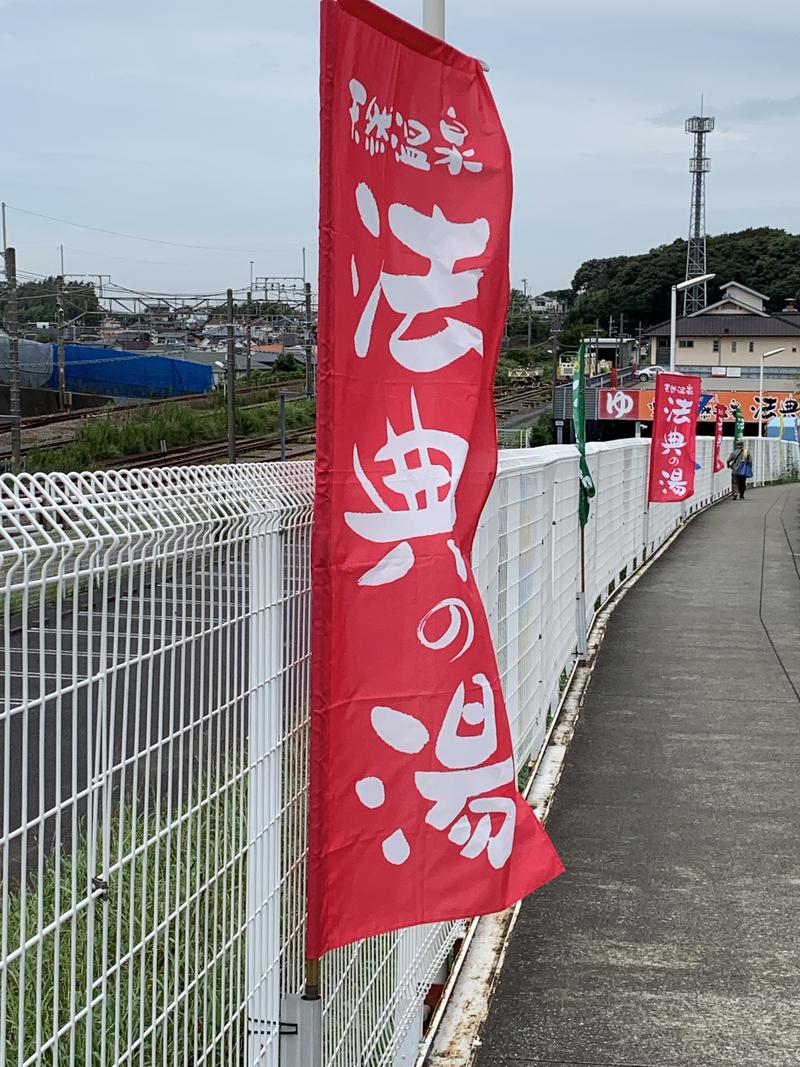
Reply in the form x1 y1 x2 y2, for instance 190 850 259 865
530 293 565 317
647 281 800 377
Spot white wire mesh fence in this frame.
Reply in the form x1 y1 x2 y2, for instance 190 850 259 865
0 436 796 1067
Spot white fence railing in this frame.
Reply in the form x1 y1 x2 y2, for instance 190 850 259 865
1 436 796 1067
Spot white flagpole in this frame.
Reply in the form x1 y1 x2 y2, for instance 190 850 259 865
423 0 445 36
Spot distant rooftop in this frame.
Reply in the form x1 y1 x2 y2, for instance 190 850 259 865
648 314 800 338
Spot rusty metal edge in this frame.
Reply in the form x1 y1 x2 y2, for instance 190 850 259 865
418 489 727 1067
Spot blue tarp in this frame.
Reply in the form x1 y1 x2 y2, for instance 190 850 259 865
49 345 214 399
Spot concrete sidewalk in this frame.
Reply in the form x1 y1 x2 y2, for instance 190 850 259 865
476 484 800 1067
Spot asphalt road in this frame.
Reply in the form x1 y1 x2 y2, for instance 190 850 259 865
0 558 250 886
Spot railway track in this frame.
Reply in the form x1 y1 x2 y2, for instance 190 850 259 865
0 377 307 436
3 380 549 471
102 427 317 469
494 382 551 415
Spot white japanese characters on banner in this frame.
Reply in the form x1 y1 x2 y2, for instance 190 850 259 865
309 0 562 956
647 373 701 503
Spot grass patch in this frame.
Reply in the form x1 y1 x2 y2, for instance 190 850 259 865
24 398 316 474
5 773 247 1065
517 762 533 792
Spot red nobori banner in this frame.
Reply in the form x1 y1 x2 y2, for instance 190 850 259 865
647 373 702 503
310 0 562 956
713 403 725 472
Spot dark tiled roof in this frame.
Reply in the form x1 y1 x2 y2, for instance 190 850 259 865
647 314 800 338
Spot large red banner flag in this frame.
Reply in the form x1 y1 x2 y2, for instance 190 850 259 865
647 372 702 504
309 0 563 956
713 402 726 472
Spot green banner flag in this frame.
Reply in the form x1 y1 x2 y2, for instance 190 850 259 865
572 341 596 527
733 407 745 442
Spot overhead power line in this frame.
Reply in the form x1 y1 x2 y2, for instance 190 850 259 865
5 204 290 256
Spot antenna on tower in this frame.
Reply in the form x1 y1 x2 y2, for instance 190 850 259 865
684 105 714 314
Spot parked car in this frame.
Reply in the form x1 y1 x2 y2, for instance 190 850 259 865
637 365 665 383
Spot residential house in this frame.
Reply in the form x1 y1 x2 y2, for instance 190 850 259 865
530 293 565 318
647 281 800 380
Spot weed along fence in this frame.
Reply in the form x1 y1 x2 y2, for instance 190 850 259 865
0 437 796 1067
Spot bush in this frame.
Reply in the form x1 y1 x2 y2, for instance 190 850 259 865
528 414 555 447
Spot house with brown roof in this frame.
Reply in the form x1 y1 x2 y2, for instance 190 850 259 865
646 281 800 380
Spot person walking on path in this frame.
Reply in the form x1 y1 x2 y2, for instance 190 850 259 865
726 439 753 499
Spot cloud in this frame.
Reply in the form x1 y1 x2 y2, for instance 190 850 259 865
652 94 800 129
3 0 800 295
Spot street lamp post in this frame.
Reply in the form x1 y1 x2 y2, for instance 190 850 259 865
669 273 715 372
758 347 785 438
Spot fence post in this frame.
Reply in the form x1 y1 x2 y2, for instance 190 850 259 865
5 247 21 471
393 929 424 1066
575 524 588 664
246 510 283 1067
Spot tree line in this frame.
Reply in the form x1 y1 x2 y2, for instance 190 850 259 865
564 226 800 334
0 276 100 328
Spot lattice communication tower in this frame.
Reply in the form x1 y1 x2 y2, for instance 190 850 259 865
684 113 714 314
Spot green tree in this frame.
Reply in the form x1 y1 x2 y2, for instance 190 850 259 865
557 321 597 351
565 227 800 329
0 276 100 326
505 289 550 344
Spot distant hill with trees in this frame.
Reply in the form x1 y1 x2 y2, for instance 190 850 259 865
0 275 100 327
564 227 800 332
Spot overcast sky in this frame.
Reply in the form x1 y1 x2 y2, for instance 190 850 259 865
2 0 799 299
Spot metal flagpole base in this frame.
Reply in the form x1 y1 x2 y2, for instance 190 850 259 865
280 993 322 1067
575 591 588 665
642 507 650 560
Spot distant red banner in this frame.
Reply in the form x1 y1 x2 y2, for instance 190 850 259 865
647 373 702 503
309 0 562 956
599 388 641 420
713 404 725 472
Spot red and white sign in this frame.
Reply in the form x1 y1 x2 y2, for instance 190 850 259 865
309 0 562 957
713 402 726 472
647 373 702 504
600 387 639 420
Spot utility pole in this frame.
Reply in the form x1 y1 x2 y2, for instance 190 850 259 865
550 312 561 397
56 274 67 410
5 247 21 471
226 288 237 464
1 202 7 256
245 290 252 385
304 282 314 398
521 278 532 350
619 312 624 375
